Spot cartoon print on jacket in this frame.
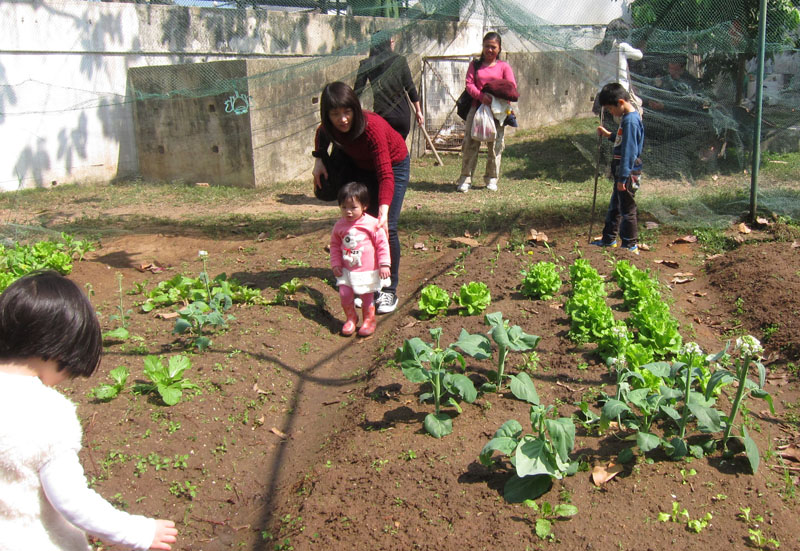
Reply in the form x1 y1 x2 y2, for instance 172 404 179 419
341 228 365 267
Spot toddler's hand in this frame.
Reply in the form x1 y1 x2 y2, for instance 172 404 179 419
150 520 177 550
597 126 612 138
616 180 627 191
333 267 343 277
379 266 391 279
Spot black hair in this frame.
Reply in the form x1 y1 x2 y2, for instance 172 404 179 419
368 31 392 58
337 181 370 210
598 82 631 106
319 82 366 144
0 270 102 378
478 31 502 65
595 18 631 55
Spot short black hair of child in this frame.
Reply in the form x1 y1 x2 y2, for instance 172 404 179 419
337 181 370 209
0 270 102 377
598 82 631 107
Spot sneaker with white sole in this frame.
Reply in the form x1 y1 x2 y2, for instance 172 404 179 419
486 178 498 191
456 181 470 193
375 291 398 314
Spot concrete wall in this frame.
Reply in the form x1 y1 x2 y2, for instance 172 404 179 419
0 0 597 191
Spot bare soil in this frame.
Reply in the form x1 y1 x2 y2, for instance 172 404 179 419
34 206 800 551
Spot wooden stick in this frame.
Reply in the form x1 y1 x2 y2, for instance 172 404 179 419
405 91 443 166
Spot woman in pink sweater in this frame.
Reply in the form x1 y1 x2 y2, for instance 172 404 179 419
456 32 517 193
330 182 391 336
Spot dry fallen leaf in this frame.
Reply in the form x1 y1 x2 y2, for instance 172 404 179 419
644 221 659 230
270 427 287 439
756 216 770 225
256 232 268 242
527 228 549 243
674 272 694 277
155 312 179 319
778 444 800 463
413 242 428 251
252 383 271 396
451 237 480 248
738 222 752 234
592 462 624 485
674 235 698 244
672 277 694 284
638 243 650 251
654 259 679 268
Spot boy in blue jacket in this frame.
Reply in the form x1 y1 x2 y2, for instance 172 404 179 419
592 82 644 254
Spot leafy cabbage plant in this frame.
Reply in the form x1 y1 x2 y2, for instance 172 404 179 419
520 261 562 300
418 283 451 318
453 281 491 316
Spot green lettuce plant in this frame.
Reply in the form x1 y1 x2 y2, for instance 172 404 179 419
395 328 478 438
418 283 451 318
453 281 491 316
520 261 562 300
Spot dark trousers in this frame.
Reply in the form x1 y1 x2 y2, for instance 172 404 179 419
601 182 638 247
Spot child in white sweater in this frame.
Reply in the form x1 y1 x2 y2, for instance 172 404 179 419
0 271 177 551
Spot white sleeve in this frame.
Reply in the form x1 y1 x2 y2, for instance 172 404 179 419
40 452 156 551
621 43 643 61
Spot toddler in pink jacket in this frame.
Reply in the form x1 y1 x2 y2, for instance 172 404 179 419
330 182 391 336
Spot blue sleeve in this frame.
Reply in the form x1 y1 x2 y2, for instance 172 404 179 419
616 115 643 182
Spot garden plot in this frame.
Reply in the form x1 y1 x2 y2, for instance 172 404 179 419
25 222 797 551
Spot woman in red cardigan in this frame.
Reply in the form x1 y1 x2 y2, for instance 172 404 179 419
312 81 409 315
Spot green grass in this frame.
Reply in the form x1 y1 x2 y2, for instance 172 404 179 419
2 116 799 241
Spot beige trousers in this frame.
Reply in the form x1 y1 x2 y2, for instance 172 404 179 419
459 104 506 183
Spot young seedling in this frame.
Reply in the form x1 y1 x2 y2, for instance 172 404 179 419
454 312 541 393
395 328 478 438
89 365 130 401
104 272 132 341
522 499 578 541
134 354 199 406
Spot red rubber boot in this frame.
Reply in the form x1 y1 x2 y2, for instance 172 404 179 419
358 298 376 337
341 301 359 336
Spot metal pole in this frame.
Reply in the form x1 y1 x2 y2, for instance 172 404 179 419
750 0 768 222
588 109 605 243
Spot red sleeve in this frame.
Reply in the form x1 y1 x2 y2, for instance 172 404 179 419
314 125 330 156
363 116 396 207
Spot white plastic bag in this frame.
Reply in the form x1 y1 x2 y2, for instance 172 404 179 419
471 104 497 142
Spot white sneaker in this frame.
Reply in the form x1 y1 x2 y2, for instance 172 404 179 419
456 177 471 193
375 292 398 314
486 178 498 191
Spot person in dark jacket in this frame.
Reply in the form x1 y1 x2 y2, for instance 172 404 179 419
354 32 424 139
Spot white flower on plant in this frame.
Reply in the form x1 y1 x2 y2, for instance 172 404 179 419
611 324 629 343
198 250 208 257
680 342 703 357
736 335 763 358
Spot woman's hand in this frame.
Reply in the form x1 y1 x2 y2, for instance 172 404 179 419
312 158 328 189
377 204 389 236
150 520 178 550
